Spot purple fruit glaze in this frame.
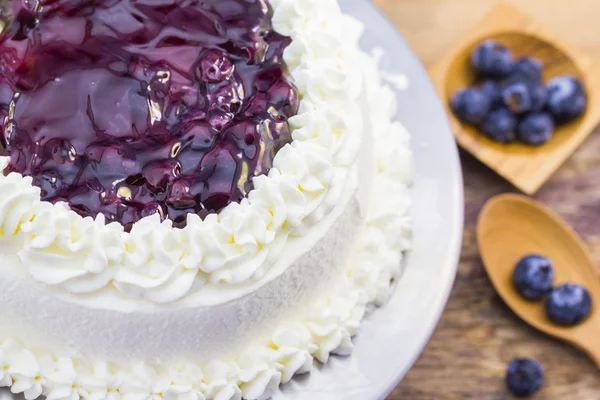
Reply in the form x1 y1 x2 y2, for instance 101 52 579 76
0 0 299 230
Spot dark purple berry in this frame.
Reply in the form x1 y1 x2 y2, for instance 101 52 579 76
197 50 234 83
506 359 544 397
451 88 491 125
471 40 513 79
518 112 555 146
510 57 543 83
546 283 592 326
529 82 548 112
502 81 532 114
479 80 503 107
481 107 517 143
512 255 554 300
546 75 587 123
502 77 547 114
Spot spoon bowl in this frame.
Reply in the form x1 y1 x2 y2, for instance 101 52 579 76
478 193 600 367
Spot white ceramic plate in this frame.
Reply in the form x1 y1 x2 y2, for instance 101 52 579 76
0 2 462 400
273 1 464 399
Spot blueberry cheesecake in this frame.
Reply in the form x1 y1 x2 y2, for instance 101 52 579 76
0 1 413 399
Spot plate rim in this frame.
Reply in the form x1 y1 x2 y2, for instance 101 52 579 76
348 2 464 397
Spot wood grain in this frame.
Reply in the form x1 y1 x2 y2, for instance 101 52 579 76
374 0 600 398
428 2 600 195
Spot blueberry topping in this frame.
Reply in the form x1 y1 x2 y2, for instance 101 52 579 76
506 358 545 397
518 112 555 146
546 75 587 123
451 88 491 125
0 0 299 230
479 80 503 108
510 57 543 83
471 40 513 79
546 283 592 326
512 255 554 300
481 108 517 143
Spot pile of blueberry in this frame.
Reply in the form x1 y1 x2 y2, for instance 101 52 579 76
451 39 587 145
503 254 593 397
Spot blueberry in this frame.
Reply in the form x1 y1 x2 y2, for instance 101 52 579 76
529 82 549 112
502 81 531 114
512 255 554 300
518 112 555 146
33 173 63 201
480 80 503 107
481 107 517 143
546 283 592 326
506 359 544 397
511 57 543 83
198 50 234 83
471 40 513 79
450 88 491 125
546 75 587 123
502 78 547 114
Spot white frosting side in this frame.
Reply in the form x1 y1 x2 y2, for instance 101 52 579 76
0 0 364 303
0 7 413 398
0 171 362 364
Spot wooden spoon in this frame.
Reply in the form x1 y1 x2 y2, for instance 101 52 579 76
477 193 600 367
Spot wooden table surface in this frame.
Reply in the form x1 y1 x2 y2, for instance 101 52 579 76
374 1 600 398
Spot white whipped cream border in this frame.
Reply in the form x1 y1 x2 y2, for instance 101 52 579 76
0 16 413 399
0 0 365 303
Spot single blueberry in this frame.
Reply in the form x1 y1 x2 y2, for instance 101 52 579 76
529 82 548 112
502 81 532 114
471 39 513 79
450 88 491 125
512 255 554 300
511 57 543 83
481 107 517 143
546 75 587 123
480 80 503 107
546 283 592 326
502 77 547 114
506 359 544 397
518 112 555 146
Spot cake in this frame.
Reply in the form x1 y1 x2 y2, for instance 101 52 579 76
0 0 412 399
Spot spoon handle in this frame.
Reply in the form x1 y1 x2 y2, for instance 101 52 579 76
572 318 600 369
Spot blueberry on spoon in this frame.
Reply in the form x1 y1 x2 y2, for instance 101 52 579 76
512 255 554 301
518 112 555 146
502 79 547 114
481 107 517 143
451 88 491 125
546 75 587 123
502 81 532 114
546 283 592 326
480 80 503 108
510 57 543 83
471 40 513 79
